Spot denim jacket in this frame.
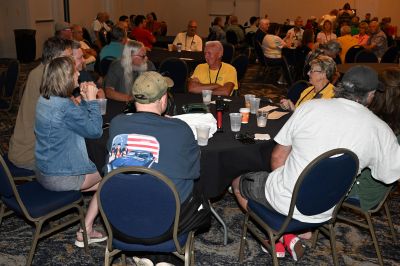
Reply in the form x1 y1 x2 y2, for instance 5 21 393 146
35 96 102 176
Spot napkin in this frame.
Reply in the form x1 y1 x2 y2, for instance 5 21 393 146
268 111 289 120
254 133 271 140
173 113 217 139
258 105 279 112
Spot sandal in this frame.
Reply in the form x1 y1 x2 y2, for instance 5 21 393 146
282 234 305 261
74 228 107 248
261 239 286 258
132 256 154 266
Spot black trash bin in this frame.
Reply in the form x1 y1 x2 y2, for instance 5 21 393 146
14 29 36 63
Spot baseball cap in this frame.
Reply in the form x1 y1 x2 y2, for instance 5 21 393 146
55 22 71 32
132 71 174 104
341 65 383 92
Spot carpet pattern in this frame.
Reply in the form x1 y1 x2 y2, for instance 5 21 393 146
1 61 399 265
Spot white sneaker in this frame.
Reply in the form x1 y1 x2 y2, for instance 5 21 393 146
132 256 154 266
155 263 175 266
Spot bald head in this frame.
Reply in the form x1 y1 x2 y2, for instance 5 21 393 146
187 20 198 37
259 18 270 33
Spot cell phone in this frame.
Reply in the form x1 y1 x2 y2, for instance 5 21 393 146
72 87 81 98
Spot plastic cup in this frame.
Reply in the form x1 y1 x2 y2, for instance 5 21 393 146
167 44 173 51
196 125 210 146
96 98 107 115
244 94 255 108
229 113 242 132
177 43 182 52
239 108 250 124
202 90 212 105
256 110 268 127
250 97 261 114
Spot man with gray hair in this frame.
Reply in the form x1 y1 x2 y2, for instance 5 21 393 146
188 41 238 96
8 37 73 169
105 40 156 102
364 20 388 59
232 65 400 261
337 25 358 63
255 18 270 44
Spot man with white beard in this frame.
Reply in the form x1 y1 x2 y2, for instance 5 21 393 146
105 40 156 102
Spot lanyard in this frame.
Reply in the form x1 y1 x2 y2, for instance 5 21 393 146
185 33 194 50
209 64 222 84
297 82 330 106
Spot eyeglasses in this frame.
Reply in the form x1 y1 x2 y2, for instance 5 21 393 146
134 54 147 59
308 69 323 74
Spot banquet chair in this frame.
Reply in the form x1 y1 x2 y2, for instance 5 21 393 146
0 154 88 265
159 57 189 93
254 41 281 82
238 148 359 266
222 43 235 64
355 50 379 63
0 150 35 181
0 59 19 117
231 54 249 96
337 184 397 266
226 30 239 47
380 46 399 63
287 80 310 104
98 166 196 266
345 45 364 63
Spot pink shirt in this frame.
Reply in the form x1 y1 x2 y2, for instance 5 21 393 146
354 34 369 46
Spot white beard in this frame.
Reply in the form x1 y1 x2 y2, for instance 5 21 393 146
132 62 148 72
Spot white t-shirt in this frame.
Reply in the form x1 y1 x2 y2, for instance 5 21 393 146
173 32 203 51
262 34 286 59
266 98 400 223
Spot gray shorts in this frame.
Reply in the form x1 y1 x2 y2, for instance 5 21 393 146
36 172 85 191
239 171 274 211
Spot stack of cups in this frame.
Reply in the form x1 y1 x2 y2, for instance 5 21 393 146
244 94 255 108
249 97 261 114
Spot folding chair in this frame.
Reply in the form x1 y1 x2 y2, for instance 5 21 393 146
380 46 399 63
0 154 88 265
287 80 310 104
345 45 364 63
98 166 197 266
159 58 189 93
337 184 397 266
231 54 249 96
355 50 379 63
222 43 235 64
0 151 35 181
239 148 359 266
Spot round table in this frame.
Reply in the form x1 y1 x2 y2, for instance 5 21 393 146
86 94 290 198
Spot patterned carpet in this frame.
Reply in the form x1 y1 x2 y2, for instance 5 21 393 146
1 61 400 265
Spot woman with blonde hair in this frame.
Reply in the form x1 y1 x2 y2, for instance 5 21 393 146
35 56 107 247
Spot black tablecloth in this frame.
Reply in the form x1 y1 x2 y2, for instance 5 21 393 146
337 63 399 74
86 94 290 198
148 48 205 72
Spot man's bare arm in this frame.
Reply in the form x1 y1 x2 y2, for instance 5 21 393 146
105 87 132 102
188 78 234 96
271 144 292 170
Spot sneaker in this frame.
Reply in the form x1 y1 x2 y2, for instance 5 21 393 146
261 239 286 258
74 229 107 248
155 262 175 266
282 234 305 261
132 256 154 266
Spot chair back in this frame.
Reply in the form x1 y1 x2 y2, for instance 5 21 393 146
281 55 293 86
222 43 235 63
231 55 249 82
159 58 189 93
345 45 364 63
287 80 310 103
245 32 256 48
254 40 266 66
290 148 359 219
355 49 379 63
2 59 19 98
98 166 181 246
100 56 116 76
226 31 238 45
380 46 399 63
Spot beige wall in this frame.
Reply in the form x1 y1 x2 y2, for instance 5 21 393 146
1 0 400 58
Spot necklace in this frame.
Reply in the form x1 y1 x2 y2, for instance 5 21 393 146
185 33 195 50
297 82 330 105
209 64 222 84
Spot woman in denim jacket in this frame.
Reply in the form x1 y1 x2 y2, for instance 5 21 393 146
35 56 107 247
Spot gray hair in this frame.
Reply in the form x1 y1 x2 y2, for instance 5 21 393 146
121 40 144 90
71 40 81 50
319 40 341 55
340 25 351 35
309 55 337 81
334 81 371 105
42 37 72 64
205 41 223 53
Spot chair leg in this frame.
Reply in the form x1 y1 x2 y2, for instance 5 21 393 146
238 213 249 263
78 207 89 253
269 232 279 266
209 201 227 245
0 202 5 226
26 221 44 266
328 224 339 266
311 229 319 248
104 248 111 266
365 213 384 266
384 202 397 242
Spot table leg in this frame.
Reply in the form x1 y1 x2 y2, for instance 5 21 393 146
209 200 228 245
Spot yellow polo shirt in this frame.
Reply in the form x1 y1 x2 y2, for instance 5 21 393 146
295 83 335 107
191 62 238 95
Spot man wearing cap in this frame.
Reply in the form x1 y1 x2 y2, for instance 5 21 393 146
106 71 210 233
55 21 73 40
188 41 238 96
232 65 400 261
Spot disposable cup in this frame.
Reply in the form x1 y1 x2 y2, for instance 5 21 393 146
177 43 182 52
229 113 242 132
250 97 260 114
256 110 268 127
195 125 210 146
96 98 107 115
202 90 212 105
244 94 255 108
239 108 250 124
